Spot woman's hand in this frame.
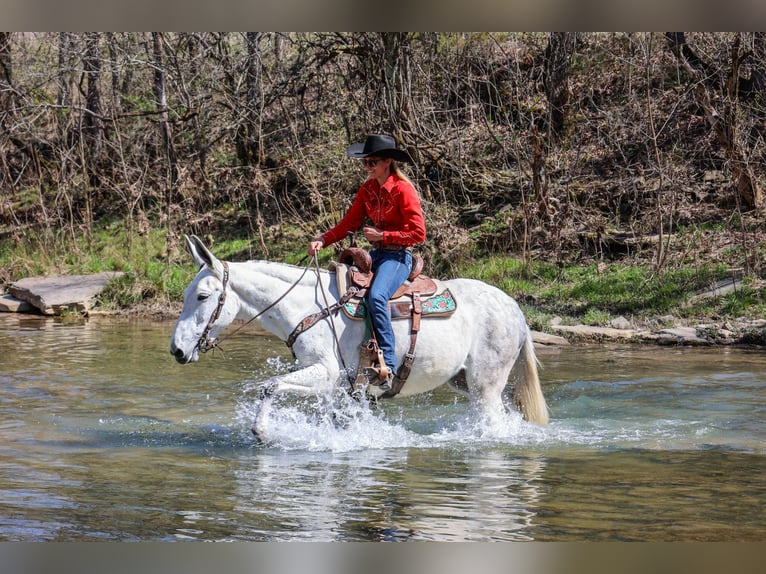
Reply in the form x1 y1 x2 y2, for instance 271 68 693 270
308 239 324 256
363 226 384 243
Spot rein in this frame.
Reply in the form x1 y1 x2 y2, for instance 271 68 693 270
196 255 353 388
197 259 314 354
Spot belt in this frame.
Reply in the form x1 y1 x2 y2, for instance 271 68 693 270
373 243 412 252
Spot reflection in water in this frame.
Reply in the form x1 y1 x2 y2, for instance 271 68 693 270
0 315 764 541
231 448 547 541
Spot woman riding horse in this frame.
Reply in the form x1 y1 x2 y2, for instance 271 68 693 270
308 134 426 392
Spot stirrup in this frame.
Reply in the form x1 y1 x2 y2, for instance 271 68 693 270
362 364 392 390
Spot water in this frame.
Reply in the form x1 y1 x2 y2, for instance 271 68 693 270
0 314 764 541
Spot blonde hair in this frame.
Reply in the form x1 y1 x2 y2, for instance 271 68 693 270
390 160 415 187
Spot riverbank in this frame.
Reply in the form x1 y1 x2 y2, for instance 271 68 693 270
2 228 764 348
4 288 764 349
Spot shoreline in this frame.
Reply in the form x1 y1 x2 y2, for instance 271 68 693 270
3 299 764 349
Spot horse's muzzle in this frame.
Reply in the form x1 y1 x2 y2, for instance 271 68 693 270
170 343 192 364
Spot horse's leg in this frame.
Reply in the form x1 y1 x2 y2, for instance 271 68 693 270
464 336 521 425
473 362 515 426
259 363 338 397
468 334 549 426
251 362 339 443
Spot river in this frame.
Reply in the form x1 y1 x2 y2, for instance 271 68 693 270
0 314 764 541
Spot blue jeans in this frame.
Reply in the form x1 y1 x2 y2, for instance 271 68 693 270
368 249 412 374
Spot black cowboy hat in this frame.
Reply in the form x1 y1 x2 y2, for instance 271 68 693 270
346 134 414 164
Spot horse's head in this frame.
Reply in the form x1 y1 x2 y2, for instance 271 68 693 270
170 235 236 364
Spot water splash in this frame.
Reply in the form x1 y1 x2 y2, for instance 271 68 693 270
235 385 555 453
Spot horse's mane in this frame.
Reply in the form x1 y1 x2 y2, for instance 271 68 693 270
241 259 330 285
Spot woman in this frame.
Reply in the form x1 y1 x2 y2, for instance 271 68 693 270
308 134 426 391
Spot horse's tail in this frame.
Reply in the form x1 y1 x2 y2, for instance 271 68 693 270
511 332 549 425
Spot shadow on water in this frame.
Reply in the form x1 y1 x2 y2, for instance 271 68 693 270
1 315 764 541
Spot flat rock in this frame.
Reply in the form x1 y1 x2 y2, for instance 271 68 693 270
531 330 570 346
0 294 35 313
654 326 710 345
550 323 640 340
8 272 124 315
658 326 699 339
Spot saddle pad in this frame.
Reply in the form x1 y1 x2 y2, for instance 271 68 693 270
341 284 457 320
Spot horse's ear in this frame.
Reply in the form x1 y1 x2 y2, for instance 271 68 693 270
184 234 205 268
186 234 224 278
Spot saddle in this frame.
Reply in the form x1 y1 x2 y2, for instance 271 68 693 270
286 247 457 398
334 247 441 310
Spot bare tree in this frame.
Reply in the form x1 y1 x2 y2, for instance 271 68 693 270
56 33 71 110
544 32 577 141
237 32 264 166
79 32 105 239
83 33 104 173
0 32 14 191
151 32 180 260
666 32 763 210
0 32 12 116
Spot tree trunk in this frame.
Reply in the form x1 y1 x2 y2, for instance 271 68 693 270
544 32 576 141
237 32 264 166
152 32 178 200
83 33 103 185
667 32 763 210
56 32 70 109
530 125 550 220
105 32 121 115
721 36 763 209
0 32 13 192
664 32 716 80
751 33 766 95
380 33 415 151
1 32 13 115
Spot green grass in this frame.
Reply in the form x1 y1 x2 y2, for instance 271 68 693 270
2 222 764 324
449 254 757 327
0 223 199 310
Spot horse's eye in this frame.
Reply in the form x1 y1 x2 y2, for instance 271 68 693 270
197 293 209 301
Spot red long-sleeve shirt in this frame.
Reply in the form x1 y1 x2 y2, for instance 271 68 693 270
320 174 426 248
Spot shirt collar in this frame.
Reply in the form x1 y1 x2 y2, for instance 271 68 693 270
379 173 398 193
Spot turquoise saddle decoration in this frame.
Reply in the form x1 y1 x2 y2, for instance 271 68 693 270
342 288 457 320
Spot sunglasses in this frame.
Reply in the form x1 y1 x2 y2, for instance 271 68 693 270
362 158 383 167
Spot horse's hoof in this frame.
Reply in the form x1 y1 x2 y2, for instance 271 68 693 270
250 426 271 446
330 411 349 429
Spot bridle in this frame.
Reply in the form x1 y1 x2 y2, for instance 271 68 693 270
193 255 353 389
197 261 230 354
195 258 323 356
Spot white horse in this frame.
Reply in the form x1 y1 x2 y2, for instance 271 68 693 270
170 235 548 433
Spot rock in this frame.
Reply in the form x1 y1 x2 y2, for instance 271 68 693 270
8 272 124 315
549 323 640 340
659 327 698 338
0 294 35 313
656 326 710 345
531 330 570 346
609 315 632 330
